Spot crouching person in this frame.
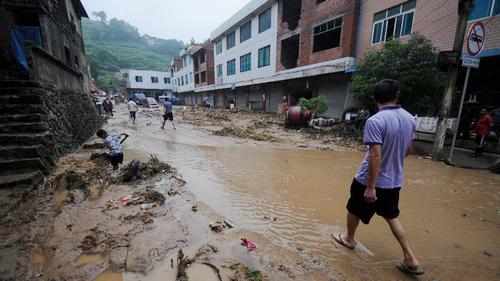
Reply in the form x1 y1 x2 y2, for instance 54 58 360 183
96 129 129 170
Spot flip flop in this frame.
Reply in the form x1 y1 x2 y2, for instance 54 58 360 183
397 263 425 275
331 233 355 249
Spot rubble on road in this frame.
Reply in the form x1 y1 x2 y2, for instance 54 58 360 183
105 190 166 210
118 156 174 183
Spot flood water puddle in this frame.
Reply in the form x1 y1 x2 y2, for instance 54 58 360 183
93 270 123 281
119 120 500 280
76 253 104 265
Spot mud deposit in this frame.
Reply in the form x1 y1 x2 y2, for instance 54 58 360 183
1 105 499 281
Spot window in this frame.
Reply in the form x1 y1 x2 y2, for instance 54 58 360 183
240 21 252 42
195 74 200 84
74 55 79 69
135 76 143 82
317 0 326 4
164 77 170 84
469 0 500 20
185 74 188 84
64 47 71 65
240 53 252 72
151 76 159 83
259 8 272 33
227 59 236 76
216 41 223 54
258 45 271 68
371 0 415 44
190 73 193 83
177 78 180 86
313 17 342 53
227 31 236 49
217 63 223 78
201 71 207 83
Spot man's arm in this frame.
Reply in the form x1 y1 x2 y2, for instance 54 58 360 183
365 144 382 203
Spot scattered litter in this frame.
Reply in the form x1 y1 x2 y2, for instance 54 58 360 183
191 205 198 212
240 238 257 251
118 156 173 183
483 251 493 257
140 203 154 210
106 190 165 209
209 221 224 233
264 213 278 222
224 219 236 228
34 273 43 278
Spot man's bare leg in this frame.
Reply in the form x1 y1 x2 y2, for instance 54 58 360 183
161 120 166 129
345 212 360 244
385 218 420 267
171 120 176 130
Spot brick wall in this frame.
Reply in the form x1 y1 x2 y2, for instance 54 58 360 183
276 0 358 71
357 0 500 59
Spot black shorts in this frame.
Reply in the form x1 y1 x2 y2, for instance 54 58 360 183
163 112 174 121
130 111 136 118
109 153 123 167
346 179 400 224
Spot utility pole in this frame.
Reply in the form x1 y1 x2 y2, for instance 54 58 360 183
432 0 474 160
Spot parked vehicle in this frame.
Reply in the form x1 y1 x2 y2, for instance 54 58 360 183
144 97 159 108
131 92 146 105
158 95 168 104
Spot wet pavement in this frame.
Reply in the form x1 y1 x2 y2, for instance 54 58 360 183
105 105 500 280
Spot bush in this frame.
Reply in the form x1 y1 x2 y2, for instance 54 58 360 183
348 33 445 116
298 96 329 117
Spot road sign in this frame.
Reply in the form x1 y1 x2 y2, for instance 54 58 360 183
462 55 480 68
466 21 485 56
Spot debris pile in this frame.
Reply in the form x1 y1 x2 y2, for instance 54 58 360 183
118 156 173 183
214 126 278 142
106 190 166 209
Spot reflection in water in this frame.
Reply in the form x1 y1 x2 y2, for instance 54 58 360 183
76 254 104 265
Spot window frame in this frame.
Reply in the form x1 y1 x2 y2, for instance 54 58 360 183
227 59 236 76
468 0 499 21
135 75 143 83
240 20 252 43
371 1 416 45
240 53 252 72
151 76 159 83
216 41 223 55
258 45 271 68
226 30 236 50
312 16 343 53
164 77 170 84
217 63 223 78
259 8 272 33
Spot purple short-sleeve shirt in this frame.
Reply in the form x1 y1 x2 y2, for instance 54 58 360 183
354 106 416 189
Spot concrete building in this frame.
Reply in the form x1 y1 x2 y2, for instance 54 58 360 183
170 44 201 97
0 0 100 188
185 0 358 118
356 0 500 151
185 41 215 105
120 69 172 98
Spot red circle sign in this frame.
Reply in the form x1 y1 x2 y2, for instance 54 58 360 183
467 21 485 56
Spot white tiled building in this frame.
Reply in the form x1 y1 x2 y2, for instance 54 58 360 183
170 45 201 94
120 69 172 98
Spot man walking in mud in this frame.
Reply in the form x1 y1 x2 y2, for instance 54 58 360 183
333 79 424 276
161 97 176 130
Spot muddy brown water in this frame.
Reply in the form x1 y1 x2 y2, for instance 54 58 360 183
103 108 499 280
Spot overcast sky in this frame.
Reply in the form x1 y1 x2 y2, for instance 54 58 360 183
81 0 251 43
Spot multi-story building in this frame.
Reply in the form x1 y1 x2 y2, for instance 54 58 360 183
187 41 215 105
183 0 358 118
0 0 100 188
170 44 201 98
120 69 172 98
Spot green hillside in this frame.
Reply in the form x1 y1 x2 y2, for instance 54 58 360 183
82 14 184 92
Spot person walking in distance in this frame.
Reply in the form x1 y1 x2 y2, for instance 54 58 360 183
127 98 138 124
107 97 114 117
332 80 424 276
161 97 176 130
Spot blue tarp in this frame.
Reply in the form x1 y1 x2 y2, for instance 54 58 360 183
14 26 43 47
10 29 29 74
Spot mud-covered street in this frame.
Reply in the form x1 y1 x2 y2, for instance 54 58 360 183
1 105 499 281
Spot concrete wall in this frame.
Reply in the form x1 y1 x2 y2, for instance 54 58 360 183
126 69 172 90
317 74 349 118
356 0 500 58
212 2 278 88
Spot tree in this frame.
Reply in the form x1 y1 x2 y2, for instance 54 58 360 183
298 96 329 117
92 11 107 23
348 33 445 116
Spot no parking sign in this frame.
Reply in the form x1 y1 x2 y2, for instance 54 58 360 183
466 21 485 56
